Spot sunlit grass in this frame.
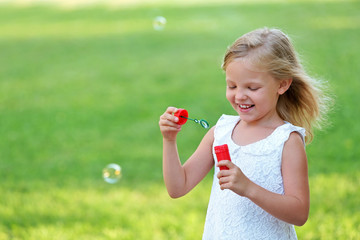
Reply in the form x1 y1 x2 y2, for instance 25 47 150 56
299 172 360 239
1 172 358 239
0 180 211 239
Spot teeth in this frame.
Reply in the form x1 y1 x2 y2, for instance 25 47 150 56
239 104 253 109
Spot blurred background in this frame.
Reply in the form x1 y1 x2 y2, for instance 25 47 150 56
0 0 359 239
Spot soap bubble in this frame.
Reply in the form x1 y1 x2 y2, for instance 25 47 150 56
153 16 167 31
103 163 122 184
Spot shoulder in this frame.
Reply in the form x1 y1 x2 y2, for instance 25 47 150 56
214 114 240 139
282 130 307 168
216 114 240 124
265 122 305 152
281 122 306 146
215 114 240 130
281 130 308 188
285 132 305 150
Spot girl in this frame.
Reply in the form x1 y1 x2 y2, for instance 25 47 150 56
159 28 329 239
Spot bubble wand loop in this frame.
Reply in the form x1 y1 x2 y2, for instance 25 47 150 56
180 116 210 129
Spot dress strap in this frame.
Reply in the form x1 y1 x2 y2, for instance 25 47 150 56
214 114 240 140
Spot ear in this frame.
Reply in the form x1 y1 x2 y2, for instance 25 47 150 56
278 78 292 95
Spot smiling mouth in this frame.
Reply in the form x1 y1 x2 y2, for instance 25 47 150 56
239 104 255 109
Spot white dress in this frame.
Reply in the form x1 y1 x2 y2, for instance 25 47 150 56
202 115 305 240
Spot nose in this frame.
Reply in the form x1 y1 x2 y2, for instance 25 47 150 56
235 88 247 101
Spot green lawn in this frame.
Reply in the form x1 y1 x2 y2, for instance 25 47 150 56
0 0 359 239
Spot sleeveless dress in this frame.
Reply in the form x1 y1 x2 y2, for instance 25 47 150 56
202 115 306 240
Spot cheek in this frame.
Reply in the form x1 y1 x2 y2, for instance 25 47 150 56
226 91 233 103
255 91 278 106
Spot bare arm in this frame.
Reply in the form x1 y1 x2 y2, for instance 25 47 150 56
159 107 214 198
217 132 309 226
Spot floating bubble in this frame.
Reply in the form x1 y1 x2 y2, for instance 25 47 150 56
103 163 122 184
153 16 167 31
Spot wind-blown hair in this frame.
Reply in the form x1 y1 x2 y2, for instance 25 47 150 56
222 28 331 143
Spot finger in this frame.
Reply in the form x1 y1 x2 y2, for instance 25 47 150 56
217 169 231 180
217 160 232 169
219 181 230 190
160 112 179 124
159 117 181 129
161 125 182 133
166 106 178 115
218 175 229 184
163 107 181 122
219 178 229 190
217 170 231 180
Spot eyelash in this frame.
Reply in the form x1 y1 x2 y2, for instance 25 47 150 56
227 86 259 91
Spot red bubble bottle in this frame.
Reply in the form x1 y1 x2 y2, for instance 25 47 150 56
214 144 231 170
174 109 188 125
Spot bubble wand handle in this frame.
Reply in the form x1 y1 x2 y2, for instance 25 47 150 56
180 116 196 121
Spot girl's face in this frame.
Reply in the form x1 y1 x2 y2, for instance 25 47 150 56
225 59 289 126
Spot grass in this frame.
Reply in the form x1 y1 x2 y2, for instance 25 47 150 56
0 0 359 239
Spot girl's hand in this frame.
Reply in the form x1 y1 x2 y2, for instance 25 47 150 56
159 107 182 141
217 160 252 197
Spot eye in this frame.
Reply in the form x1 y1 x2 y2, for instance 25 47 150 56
228 85 236 89
248 86 259 91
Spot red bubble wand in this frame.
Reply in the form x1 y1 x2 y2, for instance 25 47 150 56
174 109 210 129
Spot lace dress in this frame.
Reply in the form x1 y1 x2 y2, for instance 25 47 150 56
202 115 305 240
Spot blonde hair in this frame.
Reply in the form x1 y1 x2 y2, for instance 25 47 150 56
222 27 331 143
